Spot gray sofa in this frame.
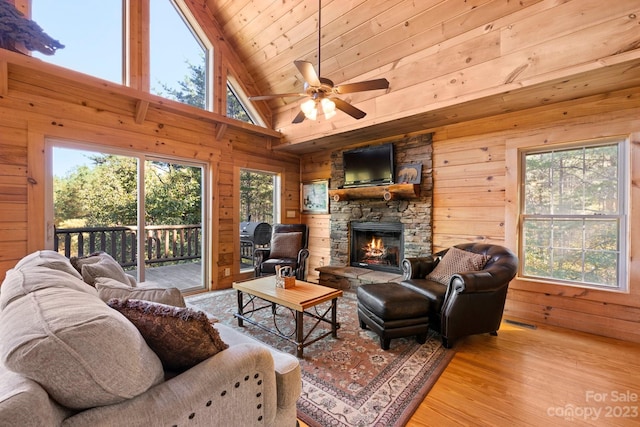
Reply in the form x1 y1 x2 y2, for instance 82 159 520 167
0 251 301 427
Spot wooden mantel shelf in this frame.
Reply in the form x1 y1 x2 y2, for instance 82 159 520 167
330 183 420 201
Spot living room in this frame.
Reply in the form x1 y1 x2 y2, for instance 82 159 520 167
1 0 640 426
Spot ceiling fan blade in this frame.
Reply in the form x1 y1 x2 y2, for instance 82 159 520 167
294 60 321 87
332 98 366 119
248 93 305 101
334 78 389 94
292 110 306 124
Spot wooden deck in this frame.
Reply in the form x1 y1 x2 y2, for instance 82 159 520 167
127 262 203 291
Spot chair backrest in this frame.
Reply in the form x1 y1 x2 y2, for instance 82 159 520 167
452 243 518 283
271 224 309 250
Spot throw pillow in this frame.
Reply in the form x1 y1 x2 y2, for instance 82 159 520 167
269 232 302 259
95 277 186 307
425 246 490 285
0 267 165 410
71 252 130 286
107 299 228 372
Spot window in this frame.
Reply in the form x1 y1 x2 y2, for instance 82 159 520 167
32 1 123 84
150 1 210 110
520 139 628 290
49 144 208 292
31 0 213 111
227 82 254 124
239 169 280 272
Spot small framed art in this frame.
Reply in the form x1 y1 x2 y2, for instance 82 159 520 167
301 179 330 214
396 163 422 184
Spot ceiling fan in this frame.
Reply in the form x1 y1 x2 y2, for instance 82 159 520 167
248 0 389 124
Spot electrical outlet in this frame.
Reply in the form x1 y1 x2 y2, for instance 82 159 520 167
224 268 231 276
286 210 297 218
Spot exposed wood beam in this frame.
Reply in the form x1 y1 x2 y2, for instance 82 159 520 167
134 99 149 124
0 48 282 141
215 123 227 141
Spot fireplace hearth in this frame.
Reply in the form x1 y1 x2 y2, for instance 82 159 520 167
350 222 403 273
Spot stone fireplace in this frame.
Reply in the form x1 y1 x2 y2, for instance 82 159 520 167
317 134 433 290
350 222 403 273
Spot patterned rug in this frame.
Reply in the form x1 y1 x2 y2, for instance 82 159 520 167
186 289 454 427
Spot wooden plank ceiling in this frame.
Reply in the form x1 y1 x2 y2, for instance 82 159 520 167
200 0 640 154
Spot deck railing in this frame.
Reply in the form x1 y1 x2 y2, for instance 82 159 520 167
54 225 201 267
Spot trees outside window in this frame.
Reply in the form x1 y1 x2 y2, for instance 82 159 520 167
520 140 628 290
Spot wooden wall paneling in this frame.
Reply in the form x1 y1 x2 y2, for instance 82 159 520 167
504 297 640 344
499 0 637 55
630 131 640 290
507 288 640 324
305 214 331 283
125 0 150 91
274 3 640 146
0 102 295 292
299 148 331 280
427 92 640 343
26 128 45 253
0 60 7 97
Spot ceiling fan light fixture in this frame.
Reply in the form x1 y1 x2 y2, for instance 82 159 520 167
321 98 336 119
248 0 389 124
301 98 318 120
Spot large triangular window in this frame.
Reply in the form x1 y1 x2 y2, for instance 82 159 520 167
150 1 210 110
227 77 265 126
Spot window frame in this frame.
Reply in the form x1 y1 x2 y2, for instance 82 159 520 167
226 75 266 127
517 137 629 292
45 138 211 292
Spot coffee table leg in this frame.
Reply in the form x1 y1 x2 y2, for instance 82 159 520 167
296 310 304 358
331 298 338 338
236 290 244 327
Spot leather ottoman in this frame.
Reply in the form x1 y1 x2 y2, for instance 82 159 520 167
356 283 431 350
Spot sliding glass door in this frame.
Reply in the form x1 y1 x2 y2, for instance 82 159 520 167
48 143 207 292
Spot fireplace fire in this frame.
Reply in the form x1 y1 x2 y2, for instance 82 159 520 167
363 237 387 263
350 222 403 273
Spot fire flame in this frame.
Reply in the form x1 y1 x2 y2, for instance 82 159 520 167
364 237 387 259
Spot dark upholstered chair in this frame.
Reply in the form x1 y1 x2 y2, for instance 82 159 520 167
400 243 518 348
254 224 310 280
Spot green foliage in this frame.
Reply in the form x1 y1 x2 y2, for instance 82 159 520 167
157 60 206 109
145 161 202 225
240 170 274 223
522 143 621 287
54 155 202 227
227 83 253 123
55 58 269 231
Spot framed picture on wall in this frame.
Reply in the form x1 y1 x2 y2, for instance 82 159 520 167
396 163 422 184
301 179 330 214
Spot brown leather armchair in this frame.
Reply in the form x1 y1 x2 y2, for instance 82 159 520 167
254 224 310 280
400 243 518 348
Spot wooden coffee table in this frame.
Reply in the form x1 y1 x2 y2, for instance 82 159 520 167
232 276 343 357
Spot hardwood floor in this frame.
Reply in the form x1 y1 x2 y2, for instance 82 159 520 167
300 319 640 426
407 319 640 427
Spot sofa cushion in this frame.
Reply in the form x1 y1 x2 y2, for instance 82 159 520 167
70 252 131 287
425 246 489 285
0 265 165 410
107 299 228 372
13 250 83 281
95 277 185 307
0 364 70 426
269 232 302 259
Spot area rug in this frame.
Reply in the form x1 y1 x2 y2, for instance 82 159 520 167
186 289 454 427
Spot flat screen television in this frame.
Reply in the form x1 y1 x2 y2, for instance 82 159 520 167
343 143 394 188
